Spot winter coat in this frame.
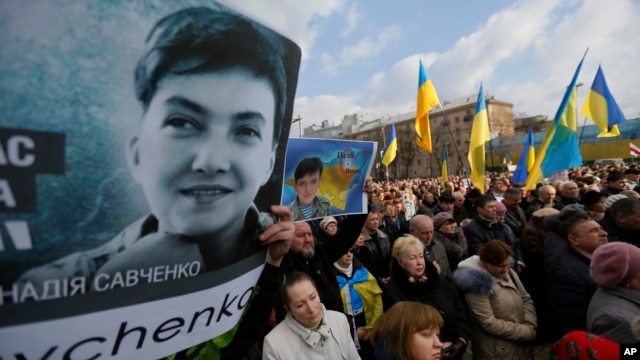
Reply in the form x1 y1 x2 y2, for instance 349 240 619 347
544 234 597 343
358 229 392 281
263 305 360 360
383 259 471 344
423 237 452 278
464 217 524 266
504 206 527 239
587 286 640 344
453 256 536 360
433 230 468 272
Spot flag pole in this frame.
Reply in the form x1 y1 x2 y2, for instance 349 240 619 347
435 104 472 190
578 116 588 146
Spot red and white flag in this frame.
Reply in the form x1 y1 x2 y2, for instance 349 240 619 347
631 143 640 157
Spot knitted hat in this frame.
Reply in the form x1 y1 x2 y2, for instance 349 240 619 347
495 201 507 213
558 204 587 221
603 194 627 211
590 242 640 289
580 191 607 209
319 216 337 230
433 212 455 230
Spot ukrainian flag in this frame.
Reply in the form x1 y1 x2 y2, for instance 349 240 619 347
503 154 512 165
581 65 626 137
441 143 448 188
381 124 397 166
468 83 490 192
512 126 535 183
415 60 440 153
526 52 586 189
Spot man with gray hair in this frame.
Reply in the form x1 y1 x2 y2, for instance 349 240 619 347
409 214 451 277
526 184 556 219
599 197 640 247
554 181 581 210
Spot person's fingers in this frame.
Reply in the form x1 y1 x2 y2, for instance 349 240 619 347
270 205 293 222
259 206 293 242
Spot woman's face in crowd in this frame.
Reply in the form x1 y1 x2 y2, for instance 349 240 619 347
324 222 337 235
410 327 443 360
483 256 511 278
438 220 456 236
285 279 323 328
400 245 425 278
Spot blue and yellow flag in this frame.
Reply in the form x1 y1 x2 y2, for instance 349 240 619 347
503 154 512 165
526 52 586 189
415 60 440 153
381 123 398 166
441 143 448 188
467 83 490 192
512 126 535 183
581 65 626 137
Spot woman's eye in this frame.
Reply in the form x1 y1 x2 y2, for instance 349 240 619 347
237 126 261 138
165 116 200 130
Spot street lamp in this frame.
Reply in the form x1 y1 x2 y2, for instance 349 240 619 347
292 114 303 137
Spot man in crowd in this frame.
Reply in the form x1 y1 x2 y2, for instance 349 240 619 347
604 171 627 196
432 191 455 215
358 209 392 286
625 168 639 188
503 188 527 240
554 181 581 210
490 178 508 202
409 214 451 277
526 184 557 218
599 197 640 247
465 195 524 272
544 213 608 343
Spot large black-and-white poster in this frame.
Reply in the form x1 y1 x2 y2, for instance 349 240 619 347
0 1 301 358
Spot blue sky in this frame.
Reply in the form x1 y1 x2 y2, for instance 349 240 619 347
224 0 640 137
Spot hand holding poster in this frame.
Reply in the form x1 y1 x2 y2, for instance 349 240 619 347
0 1 300 358
281 138 377 222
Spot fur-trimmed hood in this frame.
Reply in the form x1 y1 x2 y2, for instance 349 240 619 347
452 255 494 295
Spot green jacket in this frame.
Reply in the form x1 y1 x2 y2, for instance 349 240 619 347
289 195 331 221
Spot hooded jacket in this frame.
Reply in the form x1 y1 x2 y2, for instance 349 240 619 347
453 256 536 360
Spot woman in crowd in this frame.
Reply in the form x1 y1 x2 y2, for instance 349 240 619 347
262 271 360 359
588 242 640 344
370 301 444 360
383 236 470 360
453 240 537 360
334 245 384 359
432 212 468 272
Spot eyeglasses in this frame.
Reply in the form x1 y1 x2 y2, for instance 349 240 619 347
348 247 358 254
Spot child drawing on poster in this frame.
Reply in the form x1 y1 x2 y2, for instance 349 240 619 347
283 138 377 222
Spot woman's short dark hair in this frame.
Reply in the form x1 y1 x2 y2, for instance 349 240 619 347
294 157 324 181
134 6 288 146
280 271 316 308
478 240 512 266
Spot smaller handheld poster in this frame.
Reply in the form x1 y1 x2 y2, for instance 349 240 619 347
282 138 377 222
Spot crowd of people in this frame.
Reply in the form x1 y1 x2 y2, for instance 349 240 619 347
249 161 640 360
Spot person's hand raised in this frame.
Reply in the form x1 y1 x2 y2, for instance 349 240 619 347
260 205 294 267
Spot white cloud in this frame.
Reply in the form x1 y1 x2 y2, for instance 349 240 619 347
321 25 402 75
341 2 361 37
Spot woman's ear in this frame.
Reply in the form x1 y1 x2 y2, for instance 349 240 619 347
126 135 141 181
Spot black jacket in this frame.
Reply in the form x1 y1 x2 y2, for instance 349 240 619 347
543 224 597 343
383 259 471 343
